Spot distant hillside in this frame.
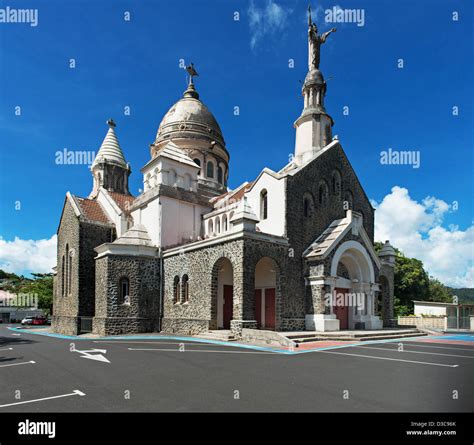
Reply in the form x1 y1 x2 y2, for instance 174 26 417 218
447 288 474 304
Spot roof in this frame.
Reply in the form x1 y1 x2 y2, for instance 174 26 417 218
155 85 225 148
92 123 127 168
75 197 111 224
142 141 199 171
211 181 254 208
107 191 135 214
112 224 153 246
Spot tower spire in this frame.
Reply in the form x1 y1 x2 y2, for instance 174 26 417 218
89 119 131 198
293 6 336 165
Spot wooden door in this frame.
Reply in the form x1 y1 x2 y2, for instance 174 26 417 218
333 287 349 329
264 288 276 330
223 285 233 329
255 289 262 328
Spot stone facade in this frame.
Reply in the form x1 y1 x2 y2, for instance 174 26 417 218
93 254 160 336
52 199 115 335
162 234 291 337
285 144 375 324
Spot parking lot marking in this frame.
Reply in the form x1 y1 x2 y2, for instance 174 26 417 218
354 345 474 359
128 347 278 354
11 334 21 336
95 340 224 346
398 342 474 352
0 390 85 408
320 350 458 367
0 348 13 351
0 360 36 368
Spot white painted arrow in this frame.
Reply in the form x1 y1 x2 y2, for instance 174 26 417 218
0 348 14 351
0 389 85 408
73 348 110 363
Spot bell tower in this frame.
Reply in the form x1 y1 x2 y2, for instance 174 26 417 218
89 119 131 198
294 5 336 165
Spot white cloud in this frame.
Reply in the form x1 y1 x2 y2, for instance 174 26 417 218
0 235 57 275
248 0 292 49
372 186 474 288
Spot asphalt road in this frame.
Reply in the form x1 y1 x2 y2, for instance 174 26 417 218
0 324 473 412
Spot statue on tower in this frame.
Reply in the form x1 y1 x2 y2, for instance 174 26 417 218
308 5 336 69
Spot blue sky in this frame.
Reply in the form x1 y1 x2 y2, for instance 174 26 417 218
0 0 473 286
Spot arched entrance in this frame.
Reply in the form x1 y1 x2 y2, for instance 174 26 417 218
211 257 234 329
330 241 378 330
254 257 278 330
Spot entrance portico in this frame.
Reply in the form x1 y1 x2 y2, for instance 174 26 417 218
304 212 386 332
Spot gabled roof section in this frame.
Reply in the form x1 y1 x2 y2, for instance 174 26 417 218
75 197 112 224
303 210 381 268
142 141 199 171
107 191 135 214
210 181 253 208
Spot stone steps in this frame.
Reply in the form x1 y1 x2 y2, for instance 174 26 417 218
286 329 427 344
196 330 237 342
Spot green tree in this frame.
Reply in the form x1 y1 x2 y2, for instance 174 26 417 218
428 277 453 303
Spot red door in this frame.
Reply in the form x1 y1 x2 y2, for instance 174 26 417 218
255 289 262 328
264 288 276 330
223 285 233 329
333 287 349 329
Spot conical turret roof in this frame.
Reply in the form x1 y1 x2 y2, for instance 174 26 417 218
92 119 127 168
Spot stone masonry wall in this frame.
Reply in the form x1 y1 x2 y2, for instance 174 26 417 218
285 143 375 324
93 254 161 336
52 199 80 335
162 235 293 336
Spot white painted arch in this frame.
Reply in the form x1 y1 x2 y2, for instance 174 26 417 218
330 240 375 283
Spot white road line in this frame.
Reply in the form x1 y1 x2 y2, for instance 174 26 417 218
321 350 458 368
11 334 21 336
0 390 85 408
95 341 225 346
354 345 474 359
128 348 277 354
396 342 474 352
0 348 14 351
0 361 36 368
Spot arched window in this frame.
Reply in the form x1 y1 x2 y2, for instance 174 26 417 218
318 182 328 206
183 173 192 190
65 244 69 295
332 170 342 199
193 158 201 175
303 192 314 218
260 189 268 220
206 161 214 178
68 250 72 294
119 277 130 304
182 275 189 303
173 276 180 304
217 166 223 184
61 256 65 296
223 214 228 232
343 191 353 210
168 169 177 186
208 219 214 236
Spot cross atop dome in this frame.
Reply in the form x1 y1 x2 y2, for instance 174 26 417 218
107 118 116 129
186 63 199 86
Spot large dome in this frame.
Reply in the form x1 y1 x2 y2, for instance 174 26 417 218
155 84 225 148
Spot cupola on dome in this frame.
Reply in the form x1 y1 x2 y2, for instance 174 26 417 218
155 82 226 149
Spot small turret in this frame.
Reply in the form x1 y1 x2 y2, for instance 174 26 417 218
89 119 131 198
378 240 396 267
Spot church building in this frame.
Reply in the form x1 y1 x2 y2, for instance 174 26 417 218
52 10 396 338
